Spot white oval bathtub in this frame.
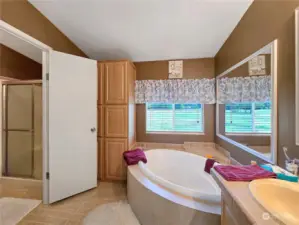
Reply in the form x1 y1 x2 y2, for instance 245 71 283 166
138 149 221 203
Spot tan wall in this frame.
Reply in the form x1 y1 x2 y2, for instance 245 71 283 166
215 0 299 166
0 45 42 80
135 58 215 144
0 0 86 57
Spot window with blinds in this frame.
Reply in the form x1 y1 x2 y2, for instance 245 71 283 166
146 103 204 133
225 102 271 134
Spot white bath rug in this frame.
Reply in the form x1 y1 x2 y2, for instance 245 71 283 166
83 201 141 225
0 197 41 225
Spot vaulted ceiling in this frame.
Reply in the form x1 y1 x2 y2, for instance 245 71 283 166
29 0 253 62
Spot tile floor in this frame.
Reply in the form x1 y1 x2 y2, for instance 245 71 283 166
0 178 126 225
0 177 42 200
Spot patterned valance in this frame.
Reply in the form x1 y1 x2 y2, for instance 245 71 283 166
135 79 215 104
217 75 271 104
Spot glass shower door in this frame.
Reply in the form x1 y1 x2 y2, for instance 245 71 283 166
3 84 34 178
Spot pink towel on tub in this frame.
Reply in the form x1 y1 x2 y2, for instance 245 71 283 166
214 164 276 181
123 148 147 165
204 159 218 174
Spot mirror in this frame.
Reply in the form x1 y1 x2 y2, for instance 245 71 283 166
216 41 277 163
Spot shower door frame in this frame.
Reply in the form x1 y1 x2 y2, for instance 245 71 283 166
2 80 42 179
1 19 52 204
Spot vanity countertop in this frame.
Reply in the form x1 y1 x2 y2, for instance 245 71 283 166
211 169 280 225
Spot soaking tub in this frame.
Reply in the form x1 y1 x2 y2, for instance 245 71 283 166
127 149 221 225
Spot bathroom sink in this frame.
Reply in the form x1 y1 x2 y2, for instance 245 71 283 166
249 179 299 225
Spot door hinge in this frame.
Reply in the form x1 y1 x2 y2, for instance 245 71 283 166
46 172 50 180
46 73 49 80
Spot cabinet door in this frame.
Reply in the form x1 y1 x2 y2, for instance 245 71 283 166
98 138 105 180
98 63 104 105
221 200 238 225
104 62 127 104
105 138 127 180
98 105 104 137
105 105 128 137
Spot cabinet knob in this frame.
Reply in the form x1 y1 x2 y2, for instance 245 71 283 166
91 127 96 133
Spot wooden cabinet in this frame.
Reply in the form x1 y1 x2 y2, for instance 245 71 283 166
98 106 104 137
104 62 127 104
105 105 128 137
97 138 104 180
220 188 252 225
222 200 238 225
98 63 104 105
97 60 136 181
104 138 127 180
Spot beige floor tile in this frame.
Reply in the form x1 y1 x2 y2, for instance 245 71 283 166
21 214 68 225
0 180 128 225
0 178 127 224
0 177 42 200
18 221 49 225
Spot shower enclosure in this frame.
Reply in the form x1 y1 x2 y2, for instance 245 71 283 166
2 80 42 180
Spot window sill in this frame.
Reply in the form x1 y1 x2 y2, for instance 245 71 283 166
225 133 271 137
146 131 205 135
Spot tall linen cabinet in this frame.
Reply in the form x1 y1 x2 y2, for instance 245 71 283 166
97 60 136 181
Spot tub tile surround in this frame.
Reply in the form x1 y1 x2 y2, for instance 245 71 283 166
135 142 231 164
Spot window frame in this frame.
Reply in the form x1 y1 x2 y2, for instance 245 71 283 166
224 102 271 136
145 103 205 135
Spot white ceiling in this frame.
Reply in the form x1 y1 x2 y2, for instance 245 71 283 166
29 0 253 62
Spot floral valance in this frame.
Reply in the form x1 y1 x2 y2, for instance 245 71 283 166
135 78 215 104
217 75 271 104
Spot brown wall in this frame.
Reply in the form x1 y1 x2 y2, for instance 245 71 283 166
0 0 86 57
0 45 42 80
135 58 215 144
215 0 299 166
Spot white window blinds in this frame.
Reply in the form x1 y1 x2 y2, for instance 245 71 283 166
146 103 204 133
225 102 271 134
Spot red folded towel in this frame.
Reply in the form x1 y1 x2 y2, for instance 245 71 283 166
204 158 217 174
214 164 276 181
123 148 147 165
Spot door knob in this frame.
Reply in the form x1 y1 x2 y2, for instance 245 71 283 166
91 127 96 133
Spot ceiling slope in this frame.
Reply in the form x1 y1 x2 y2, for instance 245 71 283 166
29 0 253 62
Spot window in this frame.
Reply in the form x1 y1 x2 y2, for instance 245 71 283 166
146 103 204 133
225 102 271 134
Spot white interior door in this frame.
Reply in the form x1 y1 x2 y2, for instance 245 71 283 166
47 51 97 204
